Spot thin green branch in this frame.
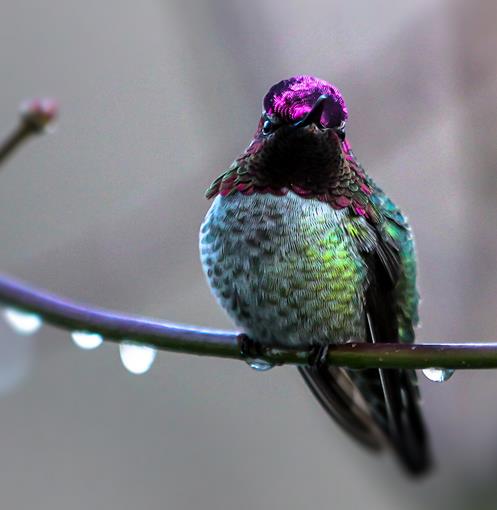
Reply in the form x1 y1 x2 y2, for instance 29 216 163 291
0 98 495 371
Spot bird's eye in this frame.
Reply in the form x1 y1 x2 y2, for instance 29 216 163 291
262 119 274 135
262 114 281 135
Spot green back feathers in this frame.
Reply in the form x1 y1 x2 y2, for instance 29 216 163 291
367 181 419 343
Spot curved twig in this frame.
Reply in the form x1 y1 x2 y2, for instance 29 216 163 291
0 274 496 369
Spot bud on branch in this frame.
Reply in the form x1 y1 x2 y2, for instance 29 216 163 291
0 98 58 163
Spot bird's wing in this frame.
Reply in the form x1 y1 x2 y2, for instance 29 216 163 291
299 195 431 475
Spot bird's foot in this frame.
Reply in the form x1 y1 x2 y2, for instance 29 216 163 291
308 344 330 368
237 333 264 360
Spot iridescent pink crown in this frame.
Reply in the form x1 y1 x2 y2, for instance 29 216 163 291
263 75 348 128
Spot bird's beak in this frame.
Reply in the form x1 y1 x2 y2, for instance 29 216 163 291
292 94 330 129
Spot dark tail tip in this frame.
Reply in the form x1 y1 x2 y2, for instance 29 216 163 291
390 371 433 477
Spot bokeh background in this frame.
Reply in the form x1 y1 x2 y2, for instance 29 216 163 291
0 1 496 508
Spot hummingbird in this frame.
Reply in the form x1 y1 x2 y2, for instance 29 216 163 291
199 75 431 475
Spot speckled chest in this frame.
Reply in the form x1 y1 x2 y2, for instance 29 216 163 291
199 192 367 348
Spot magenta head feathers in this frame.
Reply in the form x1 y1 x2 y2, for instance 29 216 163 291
263 75 348 128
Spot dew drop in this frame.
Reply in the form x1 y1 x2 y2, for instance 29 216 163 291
71 331 103 350
119 342 157 375
247 359 274 372
3 308 42 335
422 367 455 383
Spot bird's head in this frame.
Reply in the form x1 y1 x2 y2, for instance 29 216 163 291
261 74 348 137
207 75 373 216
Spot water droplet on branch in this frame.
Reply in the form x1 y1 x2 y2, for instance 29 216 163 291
247 359 274 372
119 342 157 375
422 367 454 383
3 308 42 335
71 331 103 350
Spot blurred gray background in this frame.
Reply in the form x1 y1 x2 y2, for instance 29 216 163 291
0 0 496 508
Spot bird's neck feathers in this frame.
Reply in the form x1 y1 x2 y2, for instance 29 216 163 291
206 131 378 221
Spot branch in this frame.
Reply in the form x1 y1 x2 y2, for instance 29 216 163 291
1 99 496 371
0 274 240 359
0 274 496 370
